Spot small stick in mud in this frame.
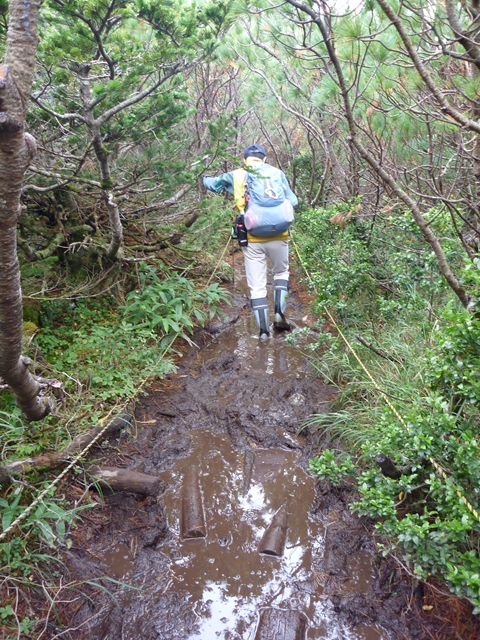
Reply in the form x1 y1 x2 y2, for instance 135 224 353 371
254 608 308 640
258 503 288 557
243 449 255 496
181 466 206 538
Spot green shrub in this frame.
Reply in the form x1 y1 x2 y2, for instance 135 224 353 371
34 266 229 409
308 449 356 484
297 203 480 610
294 203 457 322
122 264 229 337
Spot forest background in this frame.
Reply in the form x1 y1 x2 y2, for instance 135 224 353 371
1 0 480 635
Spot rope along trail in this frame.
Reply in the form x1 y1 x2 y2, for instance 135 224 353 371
0 236 232 543
291 236 480 524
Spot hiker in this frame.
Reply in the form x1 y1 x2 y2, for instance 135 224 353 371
203 144 298 339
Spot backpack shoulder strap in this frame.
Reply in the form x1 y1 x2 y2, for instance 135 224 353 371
232 169 248 212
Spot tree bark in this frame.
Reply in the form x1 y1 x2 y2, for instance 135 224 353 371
0 0 51 420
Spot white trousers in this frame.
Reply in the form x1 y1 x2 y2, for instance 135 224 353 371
242 240 289 299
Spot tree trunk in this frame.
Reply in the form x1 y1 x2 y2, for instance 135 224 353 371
92 130 124 259
0 0 51 421
78 63 123 260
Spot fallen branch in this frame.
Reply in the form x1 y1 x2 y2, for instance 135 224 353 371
355 334 402 364
0 413 133 485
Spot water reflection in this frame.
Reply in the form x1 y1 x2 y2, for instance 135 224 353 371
233 315 313 380
157 430 385 639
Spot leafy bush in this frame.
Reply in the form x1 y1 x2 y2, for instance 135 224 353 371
426 305 480 406
34 265 229 409
308 449 356 484
307 307 480 610
122 264 229 338
295 204 377 318
297 203 480 610
294 203 457 322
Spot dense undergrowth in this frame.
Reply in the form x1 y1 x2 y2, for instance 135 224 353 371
0 204 232 637
293 203 480 611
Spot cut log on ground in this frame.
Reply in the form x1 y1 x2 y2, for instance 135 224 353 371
254 608 308 640
182 465 206 538
258 503 288 556
87 466 162 496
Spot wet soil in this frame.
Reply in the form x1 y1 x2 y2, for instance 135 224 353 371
54 251 478 640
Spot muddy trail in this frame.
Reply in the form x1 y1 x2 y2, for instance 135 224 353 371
57 251 463 640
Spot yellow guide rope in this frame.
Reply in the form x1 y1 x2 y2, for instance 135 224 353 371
291 236 480 524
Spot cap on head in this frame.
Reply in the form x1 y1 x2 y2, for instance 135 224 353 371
243 144 266 159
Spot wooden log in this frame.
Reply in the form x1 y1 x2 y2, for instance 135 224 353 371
375 453 402 479
181 466 206 538
88 466 161 496
0 413 133 485
254 608 308 640
258 504 288 556
183 211 199 228
63 413 134 455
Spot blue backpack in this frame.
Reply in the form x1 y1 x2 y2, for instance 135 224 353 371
233 165 294 237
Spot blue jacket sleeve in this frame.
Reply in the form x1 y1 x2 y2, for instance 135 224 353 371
281 172 298 207
203 172 235 196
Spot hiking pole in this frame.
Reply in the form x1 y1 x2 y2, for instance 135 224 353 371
232 233 235 290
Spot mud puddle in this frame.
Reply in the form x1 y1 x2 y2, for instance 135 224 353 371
154 428 383 640
62 254 432 639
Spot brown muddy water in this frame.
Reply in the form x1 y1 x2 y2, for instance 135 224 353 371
63 255 427 639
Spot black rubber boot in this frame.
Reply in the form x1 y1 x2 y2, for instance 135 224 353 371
273 279 290 331
251 297 270 339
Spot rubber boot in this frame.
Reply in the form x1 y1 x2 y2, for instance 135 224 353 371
273 279 290 331
251 297 270 339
